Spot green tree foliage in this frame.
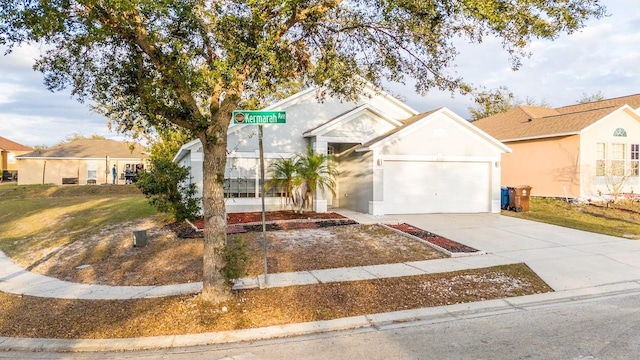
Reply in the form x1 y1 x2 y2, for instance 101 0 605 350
135 158 200 222
0 0 605 302
468 86 518 121
468 86 552 121
148 126 195 162
59 133 106 144
577 91 606 104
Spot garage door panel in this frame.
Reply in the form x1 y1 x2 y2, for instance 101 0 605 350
383 161 490 214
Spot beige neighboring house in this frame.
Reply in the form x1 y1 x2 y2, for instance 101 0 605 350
0 136 34 181
473 94 640 199
16 139 148 185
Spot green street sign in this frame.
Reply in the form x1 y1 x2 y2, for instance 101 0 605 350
232 110 286 124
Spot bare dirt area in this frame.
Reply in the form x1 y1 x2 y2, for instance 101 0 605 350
29 216 204 286
0 263 550 339
30 218 446 285
2 210 553 339
239 224 447 275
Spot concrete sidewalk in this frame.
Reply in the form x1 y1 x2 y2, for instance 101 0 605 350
0 251 202 300
2 211 640 352
0 248 516 299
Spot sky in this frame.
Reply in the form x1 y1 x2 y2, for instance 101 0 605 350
1 0 639 147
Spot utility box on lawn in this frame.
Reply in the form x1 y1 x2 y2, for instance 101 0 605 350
133 230 147 247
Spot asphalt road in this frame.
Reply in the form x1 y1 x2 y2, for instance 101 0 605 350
4 292 639 360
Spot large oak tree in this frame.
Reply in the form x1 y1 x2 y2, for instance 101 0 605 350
1 0 604 302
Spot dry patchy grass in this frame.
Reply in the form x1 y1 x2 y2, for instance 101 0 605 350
0 185 554 339
0 264 550 339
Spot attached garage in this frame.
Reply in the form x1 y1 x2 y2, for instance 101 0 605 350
338 107 511 215
383 160 491 214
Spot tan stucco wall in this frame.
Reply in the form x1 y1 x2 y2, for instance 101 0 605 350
501 136 581 198
18 159 85 185
2 150 31 172
17 158 146 185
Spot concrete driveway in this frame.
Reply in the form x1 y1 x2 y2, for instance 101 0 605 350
394 213 640 291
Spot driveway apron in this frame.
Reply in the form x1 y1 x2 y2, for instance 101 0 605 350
395 213 640 291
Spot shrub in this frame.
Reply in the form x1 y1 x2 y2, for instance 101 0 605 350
221 237 249 281
135 158 201 221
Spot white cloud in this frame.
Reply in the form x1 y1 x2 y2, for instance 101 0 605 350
0 83 33 104
0 113 120 146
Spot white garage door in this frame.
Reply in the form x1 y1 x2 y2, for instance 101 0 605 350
383 161 491 214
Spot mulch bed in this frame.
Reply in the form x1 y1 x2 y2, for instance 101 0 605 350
180 211 355 237
388 223 479 253
227 219 357 234
191 211 348 228
182 213 479 255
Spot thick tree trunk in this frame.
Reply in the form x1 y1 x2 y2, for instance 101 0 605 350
200 131 231 303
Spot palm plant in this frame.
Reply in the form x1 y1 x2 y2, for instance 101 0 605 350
296 147 338 212
266 156 300 210
266 147 338 212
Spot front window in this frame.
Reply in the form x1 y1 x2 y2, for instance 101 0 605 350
224 157 280 198
631 144 639 176
611 143 625 176
596 143 606 176
613 128 627 137
87 161 98 180
224 157 257 198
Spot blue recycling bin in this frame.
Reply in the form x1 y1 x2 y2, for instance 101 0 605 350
500 187 510 210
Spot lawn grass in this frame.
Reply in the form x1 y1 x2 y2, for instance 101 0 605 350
0 184 156 262
501 197 640 239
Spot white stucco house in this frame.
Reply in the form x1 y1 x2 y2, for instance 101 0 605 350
174 85 511 215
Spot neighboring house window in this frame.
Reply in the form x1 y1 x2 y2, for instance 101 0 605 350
596 143 606 176
87 162 98 180
613 128 627 137
7 152 16 164
611 143 625 176
631 144 639 176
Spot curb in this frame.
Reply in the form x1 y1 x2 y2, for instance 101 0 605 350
2 281 640 353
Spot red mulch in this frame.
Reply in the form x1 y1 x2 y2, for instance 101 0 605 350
191 211 346 229
190 214 479 255
190 211 352 234
388 223 479 253
227 211 346 224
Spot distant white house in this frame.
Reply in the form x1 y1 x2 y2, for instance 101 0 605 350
174 85 510 215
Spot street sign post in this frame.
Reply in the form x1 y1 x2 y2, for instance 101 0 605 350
232 110 286 124
231 110 286 285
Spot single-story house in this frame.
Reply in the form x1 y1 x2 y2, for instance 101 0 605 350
175 85 510 215
0 136 33 181
17 139 148 185
473 94 640 199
